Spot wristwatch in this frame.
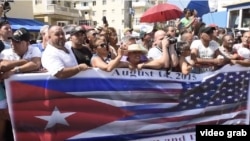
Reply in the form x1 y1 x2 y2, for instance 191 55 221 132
14 67 20 73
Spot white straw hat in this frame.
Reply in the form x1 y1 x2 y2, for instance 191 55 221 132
127 44 148 54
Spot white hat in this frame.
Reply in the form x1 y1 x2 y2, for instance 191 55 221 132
128 44 148 54
237 47 250 59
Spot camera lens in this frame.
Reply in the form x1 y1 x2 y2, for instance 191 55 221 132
168 38 177 44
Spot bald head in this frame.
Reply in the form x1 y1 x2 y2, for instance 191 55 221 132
154 30 166 40
48 25 66 48
153 30 166 47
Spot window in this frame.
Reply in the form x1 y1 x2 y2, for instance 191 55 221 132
102 0 106 5
112 20 115 23
112 9 115 14
51 0 56 4
64 1 71 7
102 10 107 16
81 2 88 6
79 20 92 26
112 0 115 2
35 0 42 4
242 8 250 28
228 10 239 28
57 21 69 26
92 11 96 16
135 18 140 25
93 1 96 6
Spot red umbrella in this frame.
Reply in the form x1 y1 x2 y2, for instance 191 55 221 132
140 3 183 23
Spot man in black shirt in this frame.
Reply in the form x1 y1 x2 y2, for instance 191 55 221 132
68 26 92 66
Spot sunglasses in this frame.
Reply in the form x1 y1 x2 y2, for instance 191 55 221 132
99 43 107 48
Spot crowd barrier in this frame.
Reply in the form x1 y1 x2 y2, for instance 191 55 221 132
4 64 250 141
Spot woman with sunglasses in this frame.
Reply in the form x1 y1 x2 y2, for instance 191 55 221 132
91 38 127 72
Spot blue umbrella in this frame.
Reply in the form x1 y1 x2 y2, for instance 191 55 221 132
167 0 212 17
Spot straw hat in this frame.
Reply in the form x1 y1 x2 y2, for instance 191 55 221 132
127 44 148 54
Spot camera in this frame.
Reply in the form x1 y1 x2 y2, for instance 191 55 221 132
166 35 177 44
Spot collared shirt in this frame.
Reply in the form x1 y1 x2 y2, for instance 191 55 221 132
0 46 41 61
42 44 78 76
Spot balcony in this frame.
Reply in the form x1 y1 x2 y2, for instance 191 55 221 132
34 4 80 17
75 5 92 11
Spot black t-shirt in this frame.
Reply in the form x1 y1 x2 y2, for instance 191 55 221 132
71 46 92 66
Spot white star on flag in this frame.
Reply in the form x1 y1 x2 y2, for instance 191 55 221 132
35 106 75 129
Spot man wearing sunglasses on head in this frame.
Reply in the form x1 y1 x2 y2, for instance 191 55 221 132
67 26 92 66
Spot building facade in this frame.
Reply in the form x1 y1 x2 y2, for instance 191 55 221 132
223 0 250 30
4 1 34 19
33 0 84 25
73 0 164 33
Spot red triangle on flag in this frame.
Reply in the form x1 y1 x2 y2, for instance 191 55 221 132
9 81 134 141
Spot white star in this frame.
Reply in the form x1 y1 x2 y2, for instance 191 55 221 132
216 76 222 80
35 106 75 129
209 81 214 84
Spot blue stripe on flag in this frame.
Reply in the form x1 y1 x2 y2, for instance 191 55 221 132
17 78 183 92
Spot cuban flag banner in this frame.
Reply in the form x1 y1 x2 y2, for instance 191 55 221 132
5 64 250 141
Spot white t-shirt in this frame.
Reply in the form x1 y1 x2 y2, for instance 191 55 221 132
190 40 219 59
190 40 219 73
147 47 162 59
0 46 41 60
42 44 78 76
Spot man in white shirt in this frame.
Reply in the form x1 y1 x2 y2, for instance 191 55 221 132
231 31 250 66
190 26 225 73
0 28 42 77
148 30 178 69
42 25 90 78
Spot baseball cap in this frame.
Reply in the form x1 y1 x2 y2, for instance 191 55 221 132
139 24 154 38
199 26 216 35
69 26 85 36
10 28 30 42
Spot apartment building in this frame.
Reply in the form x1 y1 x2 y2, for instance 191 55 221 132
33 0 84 26
73 0 164 33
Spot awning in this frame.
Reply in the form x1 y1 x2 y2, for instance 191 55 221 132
202 11 227 28
7 18 45 32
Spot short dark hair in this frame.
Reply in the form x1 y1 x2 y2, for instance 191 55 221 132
0 20 10 29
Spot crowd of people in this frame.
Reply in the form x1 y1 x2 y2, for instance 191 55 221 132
0 7 249 140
